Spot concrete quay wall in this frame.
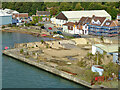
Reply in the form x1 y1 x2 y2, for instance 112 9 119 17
3 49 107 89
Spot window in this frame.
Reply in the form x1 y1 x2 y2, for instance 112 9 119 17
98 22 100 25
106 22 110 25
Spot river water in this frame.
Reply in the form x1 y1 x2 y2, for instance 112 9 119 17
2 32 88 89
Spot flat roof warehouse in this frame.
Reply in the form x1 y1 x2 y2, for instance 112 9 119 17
57 10 111 20
94 44 118 53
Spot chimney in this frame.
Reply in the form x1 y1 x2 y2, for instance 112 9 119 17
75 21 78 25
92 15 95 19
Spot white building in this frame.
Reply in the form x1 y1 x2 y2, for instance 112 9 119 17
0 9 12 26
55 10 111 28
63 22 82 34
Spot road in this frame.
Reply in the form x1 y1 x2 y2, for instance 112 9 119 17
39 21 87 37
39 21 118 39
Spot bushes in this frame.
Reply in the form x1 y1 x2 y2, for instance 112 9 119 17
20 49 24 54
25 23 30 27
30 21 35 25
2 25 5 28
40 24 44 27
38 23 41 26
38 23 44 27
8 24 12 27
103 62 118 75
87 52 93 57
93 52 103 65
53 31 57 34
12 24 16 27
77 60 87 67
46 44 49 48
41 40 44 44
100 36 104 43
84 70 96 80
64 36 74 39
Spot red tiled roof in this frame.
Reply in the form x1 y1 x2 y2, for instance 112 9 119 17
91 16 106 26
13 13 28 18
78 17 92 25
103 20 118 27
63 22 77 26
56 12 68 20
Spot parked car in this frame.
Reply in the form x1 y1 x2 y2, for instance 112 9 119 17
57 27 63 30
73 34 81 38
36 23 38 25
41 26 45 29
48 27 52 30
41 34 47 37
57 31 62 34
53 34 64 38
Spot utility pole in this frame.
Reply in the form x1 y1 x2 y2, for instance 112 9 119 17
97 51 98 65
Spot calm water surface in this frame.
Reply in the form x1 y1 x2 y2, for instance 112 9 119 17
2 32 88 89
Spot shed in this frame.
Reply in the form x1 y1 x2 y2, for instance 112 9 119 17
92 44 118 63
92 44 118 55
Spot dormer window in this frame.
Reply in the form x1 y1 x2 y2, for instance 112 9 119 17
97 20 101 25
92 19 101 25
106 22 110 25
98 22 101 25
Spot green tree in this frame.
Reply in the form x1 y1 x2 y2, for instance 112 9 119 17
75 3 83 10
106 6 118 19
60 2 73 11
50 7 59 15
2 2 119 19
41 40 44 44
88 3 103 10
81 2 92 10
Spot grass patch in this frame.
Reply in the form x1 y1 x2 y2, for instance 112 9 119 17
64 36 74 39
20 49 24 54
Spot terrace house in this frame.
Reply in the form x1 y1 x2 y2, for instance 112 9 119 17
63 22 82 34
88 15 119 36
